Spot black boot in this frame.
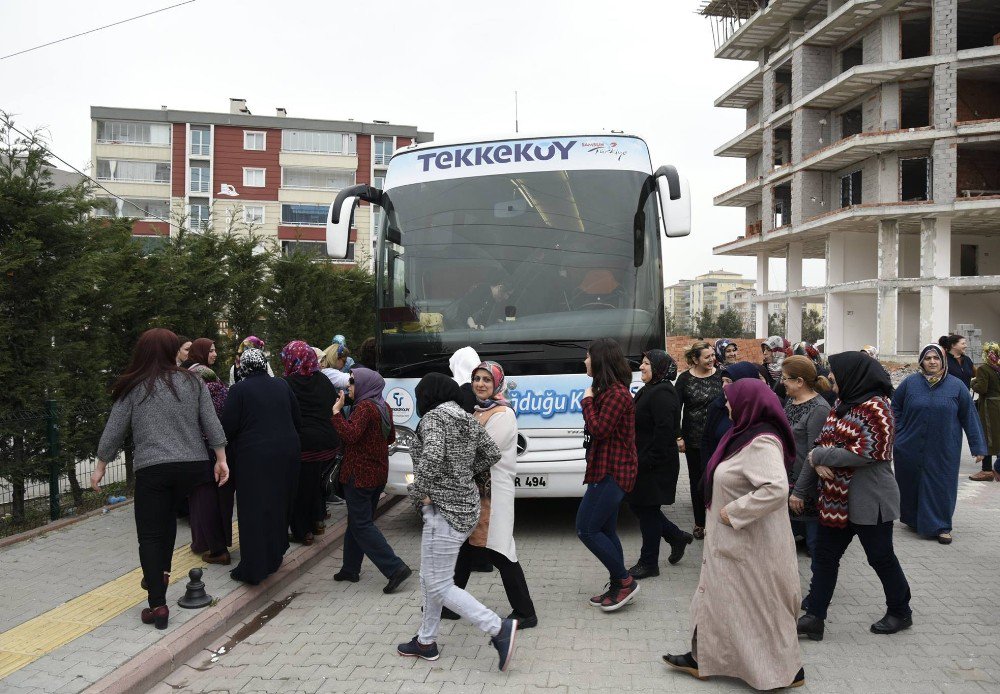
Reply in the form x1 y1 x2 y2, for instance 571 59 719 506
667 532 694 565
870 612 913 634
628 562 660 579
796 614 824 641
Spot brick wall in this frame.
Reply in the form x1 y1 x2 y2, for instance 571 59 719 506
933 0 958 55
171 124 186 198
862 23 883 64
932 138 958 203
957 79 1000 122
794 45 833 102
956 148 1000 194
213 125 281 202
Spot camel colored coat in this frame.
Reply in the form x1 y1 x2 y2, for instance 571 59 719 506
689 435 802 691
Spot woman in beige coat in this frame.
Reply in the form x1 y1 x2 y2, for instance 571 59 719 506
664 378 804 690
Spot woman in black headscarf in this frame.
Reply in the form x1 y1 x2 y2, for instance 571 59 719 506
701 362 767 463
220 348 302 584
625 350 692 579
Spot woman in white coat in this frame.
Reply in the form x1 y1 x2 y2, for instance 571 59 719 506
449 360 538 628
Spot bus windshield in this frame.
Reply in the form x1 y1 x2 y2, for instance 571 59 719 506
376 167 663 377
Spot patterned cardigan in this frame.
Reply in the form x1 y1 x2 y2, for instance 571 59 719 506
407 402 501 534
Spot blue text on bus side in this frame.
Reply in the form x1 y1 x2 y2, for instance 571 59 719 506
416 140 578 172
508 388 584 419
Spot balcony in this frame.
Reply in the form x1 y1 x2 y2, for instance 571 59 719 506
715 177 764 207
707 0 817 61
715 122 764 158
796 127 939 173
715 66 764 109
801 0 907 49
799 56 941 112
373 152 392 166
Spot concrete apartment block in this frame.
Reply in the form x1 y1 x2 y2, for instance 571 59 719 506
90 101 432 267
701 0 1000 359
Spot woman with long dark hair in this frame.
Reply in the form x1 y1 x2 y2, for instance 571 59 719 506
626 350 692 579
676 341 724 539
281 340 340 545
93 328 228 629
577 338 639 612
185 337 234 564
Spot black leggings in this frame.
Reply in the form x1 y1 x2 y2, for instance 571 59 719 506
454 541 536 618
983 455 994 473
685 447 706 528
134 461 202 607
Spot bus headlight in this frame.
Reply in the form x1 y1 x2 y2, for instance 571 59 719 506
389 426 416 455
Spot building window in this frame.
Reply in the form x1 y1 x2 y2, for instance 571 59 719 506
96 121 170 146
281 203 328 226
96 159 170 183
841 106 863 138
244 131 266 151
190 127 211 156
840 170 862 207
900 157 932 201
95 197 170 220
281 130 356 154
190 164 210 193
374 137 394 166
281 167 355 190
189 199 210 230
243 204 265 225
243 167 265 187
374 174 385 189
960 244 978 276
282 240 354 261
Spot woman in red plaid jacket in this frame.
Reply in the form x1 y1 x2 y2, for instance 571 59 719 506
577 338 640 613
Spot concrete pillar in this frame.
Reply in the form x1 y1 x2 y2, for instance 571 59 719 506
920 286 950 347
920 216 951 279
877 220 899 356
787 297 804 343
827 233 846 285
756 252 770 339
880 15 901 62
787 242 804 290
825 292 845 354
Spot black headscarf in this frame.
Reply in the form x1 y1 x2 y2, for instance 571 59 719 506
415 372 463 417
721 361 761 382
828 351 894 417
644 349 677 383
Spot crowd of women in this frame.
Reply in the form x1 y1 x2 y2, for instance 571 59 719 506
91 325 996 686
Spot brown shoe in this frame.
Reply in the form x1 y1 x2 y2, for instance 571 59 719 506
969 470 994 481
692 526 705 540
203 551 231 565
314 522 326 535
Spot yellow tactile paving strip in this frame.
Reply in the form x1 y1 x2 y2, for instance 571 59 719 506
0 522 240 679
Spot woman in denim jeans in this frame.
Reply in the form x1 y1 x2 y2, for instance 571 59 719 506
577 338 639 612
397 373 518 671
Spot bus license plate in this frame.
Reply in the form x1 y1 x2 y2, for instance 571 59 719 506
515 474 548 488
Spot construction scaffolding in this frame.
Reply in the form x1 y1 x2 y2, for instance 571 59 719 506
699 0 767 50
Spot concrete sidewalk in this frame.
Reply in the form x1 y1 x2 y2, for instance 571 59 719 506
0 499 351 694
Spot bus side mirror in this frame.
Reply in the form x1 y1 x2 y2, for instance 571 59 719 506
326 196 356 258
654 165 691 238
327 184 385 258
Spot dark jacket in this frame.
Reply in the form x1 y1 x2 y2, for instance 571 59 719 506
627 379 681 506
947 353 974 389
283 372 340 452
221 373 302 473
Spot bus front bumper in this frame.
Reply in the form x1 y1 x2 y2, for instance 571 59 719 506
385 453 586 498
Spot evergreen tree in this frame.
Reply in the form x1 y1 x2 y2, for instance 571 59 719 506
693 307 718 338
802 308 824 343
716 308 744 338
768 311 786 336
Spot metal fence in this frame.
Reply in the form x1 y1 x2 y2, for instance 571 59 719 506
0 401 130 538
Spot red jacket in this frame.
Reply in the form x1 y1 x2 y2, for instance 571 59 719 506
331 400 396 489
581 383 638 492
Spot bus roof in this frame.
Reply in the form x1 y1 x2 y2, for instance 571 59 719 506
395 132 644 157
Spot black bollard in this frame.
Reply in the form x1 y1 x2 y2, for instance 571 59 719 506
178 567 213 609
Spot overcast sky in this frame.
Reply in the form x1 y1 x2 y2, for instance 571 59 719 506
2 0 818 287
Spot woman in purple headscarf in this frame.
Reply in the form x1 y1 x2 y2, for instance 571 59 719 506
664 379 804 690
330 367 412 592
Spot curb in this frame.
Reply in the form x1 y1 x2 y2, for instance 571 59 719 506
82 494 404 694
0 500 134 550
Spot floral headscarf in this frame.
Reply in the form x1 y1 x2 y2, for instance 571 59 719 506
233 336 265 383
984 342 1000 374
280 340 320 377
919 343 948 388
472 361 511 411
714 339 737 365
237 347 269 380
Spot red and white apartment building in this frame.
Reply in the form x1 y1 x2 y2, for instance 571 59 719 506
91 99 433 264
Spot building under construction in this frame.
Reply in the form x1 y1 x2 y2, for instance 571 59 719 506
701 0 1000 358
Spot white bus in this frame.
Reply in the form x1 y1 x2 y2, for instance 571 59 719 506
326 134 690 497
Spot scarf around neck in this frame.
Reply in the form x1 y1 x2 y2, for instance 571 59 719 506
350 367 392 439
472 361 511 411
984 342 1000 374
919 343 948 387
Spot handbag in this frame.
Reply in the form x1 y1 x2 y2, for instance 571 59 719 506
321 453 345 500
468 496 491 547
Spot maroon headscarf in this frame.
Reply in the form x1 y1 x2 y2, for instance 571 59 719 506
703 378 795 508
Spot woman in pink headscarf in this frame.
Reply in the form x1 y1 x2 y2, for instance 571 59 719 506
664 378 803 690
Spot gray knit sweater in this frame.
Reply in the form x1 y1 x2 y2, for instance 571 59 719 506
97 372 227 471
408 401 501 534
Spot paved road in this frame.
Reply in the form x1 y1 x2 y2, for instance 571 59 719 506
153 456 1000 694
